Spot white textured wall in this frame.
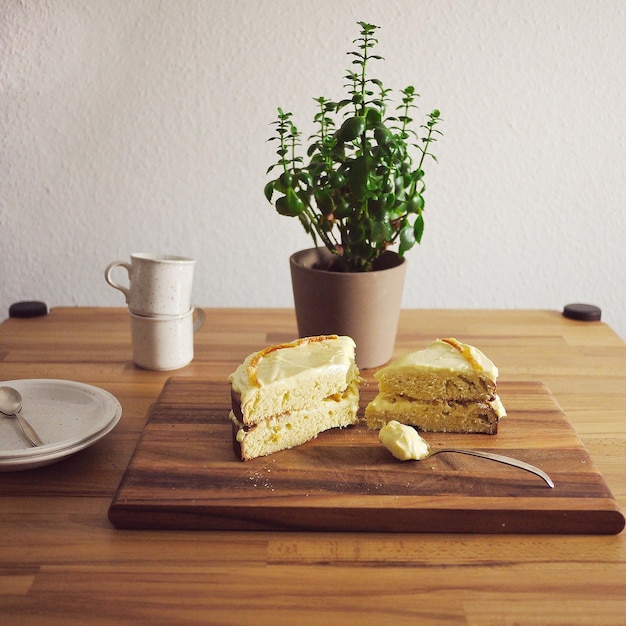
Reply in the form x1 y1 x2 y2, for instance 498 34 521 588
2 0 625 339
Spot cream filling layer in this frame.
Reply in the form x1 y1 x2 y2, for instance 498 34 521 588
369 393 507 419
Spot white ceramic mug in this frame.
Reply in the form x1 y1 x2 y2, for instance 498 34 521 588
105 253 196 316
130 307 205 371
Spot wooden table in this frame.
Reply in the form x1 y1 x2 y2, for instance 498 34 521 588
1 307 625 624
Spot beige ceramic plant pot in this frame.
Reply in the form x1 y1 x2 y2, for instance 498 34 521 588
289 247 407 369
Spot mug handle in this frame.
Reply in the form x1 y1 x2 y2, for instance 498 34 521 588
193 307 206 332
104 261 131 302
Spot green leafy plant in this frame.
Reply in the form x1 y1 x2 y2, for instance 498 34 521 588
265 21 443 272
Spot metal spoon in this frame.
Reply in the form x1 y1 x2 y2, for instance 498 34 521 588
423 446 554 488
0 386 44 447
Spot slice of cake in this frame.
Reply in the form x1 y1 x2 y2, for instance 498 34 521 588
228 335 360 460
365 337 506 434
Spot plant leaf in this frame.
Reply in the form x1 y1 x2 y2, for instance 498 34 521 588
399 222 415 254
413 213 425 243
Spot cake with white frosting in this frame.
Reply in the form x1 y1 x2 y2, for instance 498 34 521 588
365 338 506 434
228 335 360 460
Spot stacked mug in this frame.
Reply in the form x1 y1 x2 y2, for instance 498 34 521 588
105 253 205 370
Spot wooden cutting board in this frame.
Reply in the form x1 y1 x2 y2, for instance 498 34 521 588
108 379 624 534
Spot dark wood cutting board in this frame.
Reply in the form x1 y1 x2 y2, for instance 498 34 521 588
108 379 624 534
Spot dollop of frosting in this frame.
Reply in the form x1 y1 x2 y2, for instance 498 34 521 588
379 420 430 461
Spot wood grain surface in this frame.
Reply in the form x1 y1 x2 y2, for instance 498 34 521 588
109 378 624 534
2 307 626 625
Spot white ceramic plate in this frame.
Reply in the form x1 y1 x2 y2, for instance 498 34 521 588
0 379 122 470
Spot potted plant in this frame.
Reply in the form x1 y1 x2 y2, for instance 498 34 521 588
264 21 443 368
